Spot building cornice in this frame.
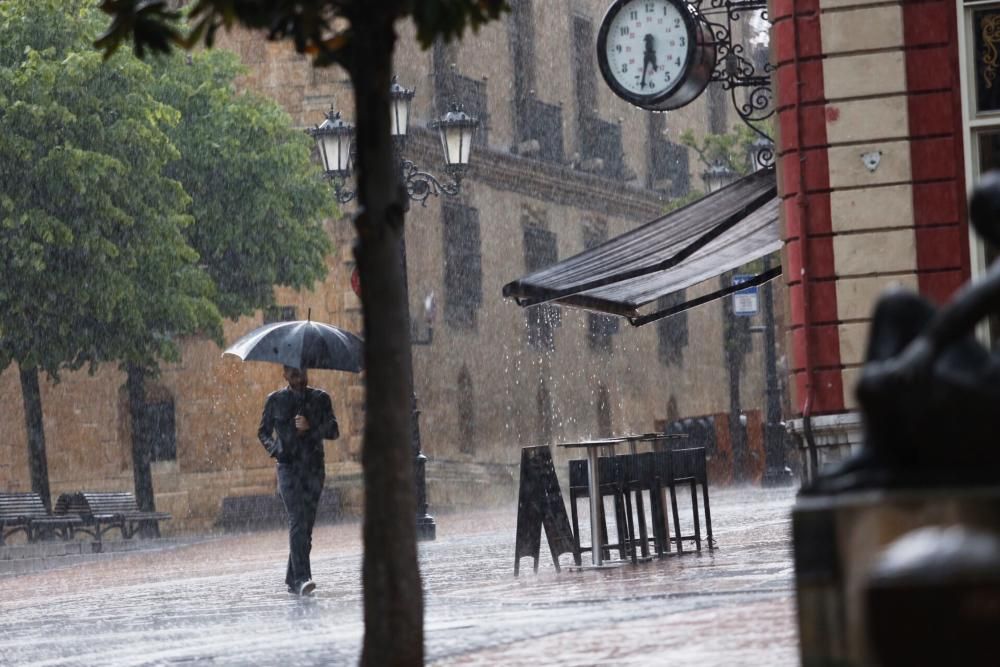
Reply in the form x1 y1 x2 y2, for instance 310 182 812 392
405 129 668 222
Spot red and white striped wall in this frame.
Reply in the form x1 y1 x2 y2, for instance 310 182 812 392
772 0 971 417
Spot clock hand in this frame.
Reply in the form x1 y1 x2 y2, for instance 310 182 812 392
642 34 657 89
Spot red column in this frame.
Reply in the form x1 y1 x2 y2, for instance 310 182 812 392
903 0 971 301
774 0 844 415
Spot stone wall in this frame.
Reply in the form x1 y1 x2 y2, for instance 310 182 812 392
0 4 786 532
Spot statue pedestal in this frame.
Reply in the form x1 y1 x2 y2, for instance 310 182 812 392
792 486 1000 666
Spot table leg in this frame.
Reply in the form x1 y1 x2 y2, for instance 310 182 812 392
587 448 603 566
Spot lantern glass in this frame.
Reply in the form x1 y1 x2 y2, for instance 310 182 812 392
321 132 352 174
434 106 477 167
389 76 415 137
391 96 411 136
310 110 354 177
440 123 474 166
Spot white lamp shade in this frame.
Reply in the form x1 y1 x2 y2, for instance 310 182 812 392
441 123 474 166
433 105 478 167
319 132 351 174
389 76 415 137
390 99 410 136
310 110 354 176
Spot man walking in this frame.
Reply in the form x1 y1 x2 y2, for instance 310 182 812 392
258 365 339 595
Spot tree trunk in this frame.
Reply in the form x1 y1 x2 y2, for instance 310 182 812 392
350 15 424 667
19 365 51 510
126 364 157 527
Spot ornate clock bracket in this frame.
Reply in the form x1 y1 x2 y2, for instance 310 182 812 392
689 0 775 169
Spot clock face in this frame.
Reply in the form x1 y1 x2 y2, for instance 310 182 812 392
603 0 692 98
598 0 698 103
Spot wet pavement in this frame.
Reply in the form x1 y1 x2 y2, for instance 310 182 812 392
0 486 798 666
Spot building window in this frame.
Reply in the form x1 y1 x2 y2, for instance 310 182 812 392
509 1 536 103
572 16 598 125
707 81 728 134
143 400 177 462
572 16 625 179
648 114 691 197
443 203 482 330
963 4 1000 345
973 8 1000 113
458 366 475 454
583 219 619 352
523 224 560 350
508 0 570 164
433 41 489 147
508 1 565 163
657 291 689 366
264 305 296 323
579 117 626 179
516 97 566 164
596 384 612 438
588 314 619 353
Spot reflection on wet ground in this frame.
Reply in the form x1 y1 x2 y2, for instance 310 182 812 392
0 486 797 666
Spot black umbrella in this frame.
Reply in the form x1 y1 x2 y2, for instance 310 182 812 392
223 318 364 372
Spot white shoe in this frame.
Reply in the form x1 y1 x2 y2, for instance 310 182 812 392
298 579 316 596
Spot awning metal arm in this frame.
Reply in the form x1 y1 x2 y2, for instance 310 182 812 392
626 265 782 327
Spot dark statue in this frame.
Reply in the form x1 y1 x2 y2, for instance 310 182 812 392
808 171 1000 492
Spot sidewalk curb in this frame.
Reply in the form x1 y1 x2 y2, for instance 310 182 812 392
0 537 216 577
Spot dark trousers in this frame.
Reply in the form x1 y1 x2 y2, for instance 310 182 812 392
277 458 325 588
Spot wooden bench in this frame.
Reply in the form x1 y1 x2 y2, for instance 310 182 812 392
0 492 82 545
55 492 171 542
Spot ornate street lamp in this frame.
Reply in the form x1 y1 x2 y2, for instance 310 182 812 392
311 77 479 207
399 104 477 204
310 77 479 541
432 105 477 170
389 75 415 140
310 110 356 203
702 160 738 193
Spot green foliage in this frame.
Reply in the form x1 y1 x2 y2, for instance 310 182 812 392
679 124 765 176
150 50 335 319
95 0 510 65
0 0 219 376
0 0 335 380
661 189 706 215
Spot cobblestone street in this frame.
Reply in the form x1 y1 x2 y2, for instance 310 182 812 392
0 486 797 666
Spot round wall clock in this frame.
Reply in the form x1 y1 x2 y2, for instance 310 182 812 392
596 0 717 111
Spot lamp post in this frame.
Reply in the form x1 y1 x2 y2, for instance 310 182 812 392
702 160 738 192
760 253 793 486
310 110 356 202
310 76 479 541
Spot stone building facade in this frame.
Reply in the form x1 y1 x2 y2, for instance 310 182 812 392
0 0 784 532
772 0 980 473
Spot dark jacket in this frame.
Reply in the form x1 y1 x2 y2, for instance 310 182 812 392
258 386 339 464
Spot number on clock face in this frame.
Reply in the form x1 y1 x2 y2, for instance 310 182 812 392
604 0 690 97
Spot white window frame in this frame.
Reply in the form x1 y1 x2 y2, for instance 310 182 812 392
958 0 1000 342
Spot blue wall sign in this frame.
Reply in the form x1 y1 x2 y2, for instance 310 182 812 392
732 274 758 316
